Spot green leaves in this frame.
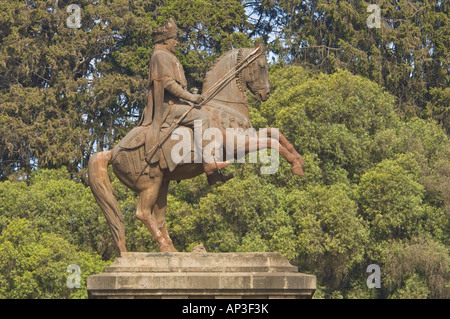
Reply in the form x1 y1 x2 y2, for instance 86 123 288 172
247 0 449 133
379 236 449 299
0 218 109 299
0 0 255 179
357 155 429 240
0 167 113 258
0 0 155 179
291 183 368 288
157 0 252 86
260 66 400 183
250 65 449 298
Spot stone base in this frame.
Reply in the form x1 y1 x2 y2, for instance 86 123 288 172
87 252 316 299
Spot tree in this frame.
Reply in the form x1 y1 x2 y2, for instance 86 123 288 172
290 183 368 294
166 175 299 257
377 236 449 299
0 0 156 180
0 167 114 259
1 1 448 299
249 65 449 298
357 154 447 241
244 0 449 133
0 218 109 299
157 0 252 87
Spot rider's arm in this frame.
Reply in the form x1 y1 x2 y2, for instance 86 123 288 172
164 77 203 104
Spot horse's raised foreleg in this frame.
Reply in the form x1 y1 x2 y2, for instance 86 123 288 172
257 128 303 166
135 175 173 252
245 135 304 176
153 179 177 252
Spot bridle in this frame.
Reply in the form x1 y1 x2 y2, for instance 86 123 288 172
201 47 265 105
236 48 268 97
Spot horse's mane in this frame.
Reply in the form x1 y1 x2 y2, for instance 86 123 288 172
203 48 241 87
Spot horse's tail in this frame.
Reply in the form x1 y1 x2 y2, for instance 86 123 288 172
88 150 126 253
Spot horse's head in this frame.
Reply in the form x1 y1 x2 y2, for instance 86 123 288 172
202 44 271 104
242 43 271 102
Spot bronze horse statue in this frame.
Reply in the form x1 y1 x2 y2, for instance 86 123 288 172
88 44 304 253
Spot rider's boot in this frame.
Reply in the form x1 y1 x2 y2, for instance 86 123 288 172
203 161 234 185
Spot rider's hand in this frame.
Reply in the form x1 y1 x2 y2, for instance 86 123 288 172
191 94 204 104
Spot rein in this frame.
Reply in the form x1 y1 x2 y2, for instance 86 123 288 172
211 97 247 105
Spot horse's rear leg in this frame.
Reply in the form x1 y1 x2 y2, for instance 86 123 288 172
135 176 173 252
153 179 177 252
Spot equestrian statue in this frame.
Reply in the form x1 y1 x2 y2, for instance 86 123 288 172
88 19 304 253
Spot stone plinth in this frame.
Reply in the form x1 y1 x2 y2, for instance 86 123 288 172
87 252 316 299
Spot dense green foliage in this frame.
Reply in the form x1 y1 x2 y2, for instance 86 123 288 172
245 0 449 133
0 168 114 257
0 0 448 299
161 68 449 298
0 218 110 298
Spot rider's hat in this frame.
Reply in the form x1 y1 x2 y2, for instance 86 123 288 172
152 19 178 43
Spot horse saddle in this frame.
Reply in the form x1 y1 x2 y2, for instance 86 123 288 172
111 125 195 175
115 126 148 150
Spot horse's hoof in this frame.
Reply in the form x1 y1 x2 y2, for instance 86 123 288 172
292 165 304 176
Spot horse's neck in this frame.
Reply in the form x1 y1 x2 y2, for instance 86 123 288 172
203 49 248 107
212 79 247 105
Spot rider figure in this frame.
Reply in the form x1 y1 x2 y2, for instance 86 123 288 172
139 19 231 185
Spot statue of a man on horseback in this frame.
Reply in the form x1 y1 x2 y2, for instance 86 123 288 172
140 19 231 185
88 18 304 254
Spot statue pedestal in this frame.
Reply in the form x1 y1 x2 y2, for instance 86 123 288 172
87 252 316 299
